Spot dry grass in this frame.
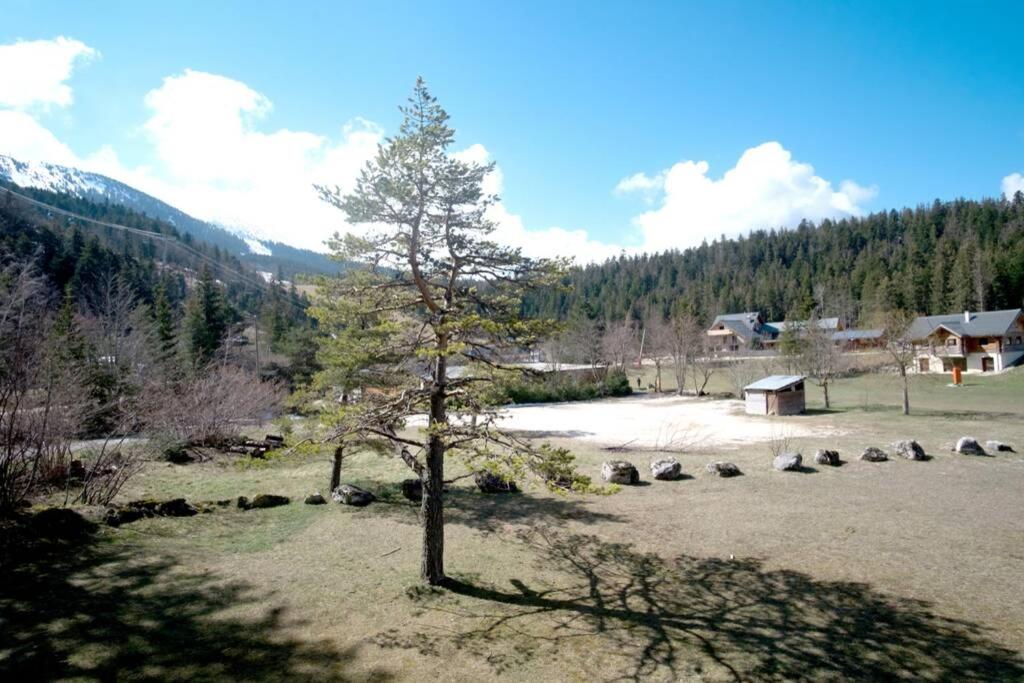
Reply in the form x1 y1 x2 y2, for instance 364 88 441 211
3 369 1024 681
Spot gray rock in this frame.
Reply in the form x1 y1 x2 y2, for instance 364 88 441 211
893 440 926 461
985 440 1014 453
650 458 682 480
304 492 327 505
955 437 986 456
772 452 803 471
705 462 741 477
813 449 841 466
332 484 375 506
474 472 519 493
860 447 888 462
248 494 290 509
601 460 640 485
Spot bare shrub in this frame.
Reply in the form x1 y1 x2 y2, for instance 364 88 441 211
767 426 794 460
0 264 87 510
145 364 285 448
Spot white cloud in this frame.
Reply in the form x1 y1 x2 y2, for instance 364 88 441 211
95 69 384 251
618 142 877 252
0 109 80 164
0 36 97 109
454 144 622 263
1002 172 1024 199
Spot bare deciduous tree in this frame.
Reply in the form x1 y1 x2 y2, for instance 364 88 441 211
602 320 637 372
0 264 85 510
664 312 704 396
880 310 917 415
796 312 844 409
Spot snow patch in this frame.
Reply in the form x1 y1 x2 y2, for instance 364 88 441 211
244 237 272 256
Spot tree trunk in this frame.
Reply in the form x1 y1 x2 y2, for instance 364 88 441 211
421 353 446 585
329 445 344 492
822 381 830 409
901 376 910 415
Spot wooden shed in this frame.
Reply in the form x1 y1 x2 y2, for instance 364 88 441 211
743 375 806 416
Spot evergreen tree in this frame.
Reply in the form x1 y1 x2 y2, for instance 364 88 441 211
184 265 229 365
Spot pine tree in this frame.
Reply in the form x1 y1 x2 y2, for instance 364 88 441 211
184 266 228 365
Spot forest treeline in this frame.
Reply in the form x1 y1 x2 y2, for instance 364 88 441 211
523 193 1024 325
0 183 317 383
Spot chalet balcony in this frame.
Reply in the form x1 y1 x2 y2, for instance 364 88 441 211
928 343 964 357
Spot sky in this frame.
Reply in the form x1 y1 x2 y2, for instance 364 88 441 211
1 1 1023 262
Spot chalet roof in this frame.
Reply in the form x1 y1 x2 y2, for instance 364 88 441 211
768 317 841 333
709 312 762 340
908 309 1023 341
744 375 806 392
832 328 882 341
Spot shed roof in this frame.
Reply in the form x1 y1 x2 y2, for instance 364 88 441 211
743 375 806 392
907 309 1022 340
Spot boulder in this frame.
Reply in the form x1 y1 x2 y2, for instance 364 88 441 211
955 437 986 456
332 484 375 506
475 472 520 493
156 498 198 517
304 492 327 505
236 496 250 510
650 458 682 480
249 494 290 509
264 434 285 445
985 440 1014 453
772 452 803 471
860 447 888 462
105 506 147 527
401 478 423 502
601 461 640 485
814 449 841 466
30 507 97 539
893 440 926 461
126 499 162 515
163 445 194 464
705 462 742 477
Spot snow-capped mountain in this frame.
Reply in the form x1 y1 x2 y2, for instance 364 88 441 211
0 154 271 254
0 155 343 276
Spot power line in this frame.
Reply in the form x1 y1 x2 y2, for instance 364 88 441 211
1 185 311 314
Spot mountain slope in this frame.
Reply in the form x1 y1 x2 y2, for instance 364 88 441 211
0 155 343 277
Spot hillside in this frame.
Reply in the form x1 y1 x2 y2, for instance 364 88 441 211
0 155 343 278
524 194 1024 324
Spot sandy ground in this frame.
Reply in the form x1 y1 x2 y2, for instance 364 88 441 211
488 394 840 448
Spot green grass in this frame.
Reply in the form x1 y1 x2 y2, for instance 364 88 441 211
4 370 1024 681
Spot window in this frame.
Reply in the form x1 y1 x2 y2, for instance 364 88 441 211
1016 336 1022 345
978 337 989 345
946 338 958 346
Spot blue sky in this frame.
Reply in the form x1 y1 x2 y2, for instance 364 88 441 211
1 1 1022 259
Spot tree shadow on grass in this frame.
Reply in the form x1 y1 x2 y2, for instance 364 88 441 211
374 526 1024 682
353 482 628 535
0 529 390 682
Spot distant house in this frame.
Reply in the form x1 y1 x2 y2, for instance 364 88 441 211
831 328 884 350
706 312 774 353
743 375 806 415
707 312 853 353
909 309 1024 373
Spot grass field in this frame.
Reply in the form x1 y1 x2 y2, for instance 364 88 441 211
3 367 1024 681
